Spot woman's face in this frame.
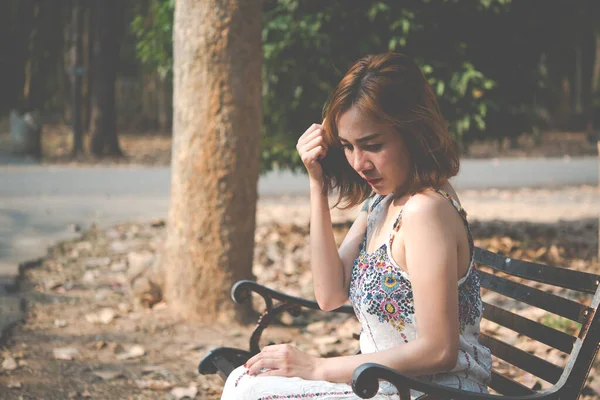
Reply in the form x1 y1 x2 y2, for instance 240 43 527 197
337 106 411 196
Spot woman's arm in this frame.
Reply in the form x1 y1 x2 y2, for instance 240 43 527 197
316 194 460 382
296 122 368 311
309 183 367 311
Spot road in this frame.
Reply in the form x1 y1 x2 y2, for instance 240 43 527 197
1 156 597 197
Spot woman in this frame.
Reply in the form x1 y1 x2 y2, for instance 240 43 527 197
221 52 492 399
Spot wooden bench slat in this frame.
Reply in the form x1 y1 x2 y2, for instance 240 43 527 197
474 247 600 294
482 302 576 354
479 334 563 384
479 271 589 323
488 370 536 396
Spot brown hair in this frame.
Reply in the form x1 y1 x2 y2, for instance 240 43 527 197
320 52 460 209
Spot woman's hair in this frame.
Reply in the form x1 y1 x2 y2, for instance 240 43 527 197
320 52 460 209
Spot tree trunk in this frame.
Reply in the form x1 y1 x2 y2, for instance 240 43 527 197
163 0 262 322
83 0 94 133
89 0 122 157
70 0 84 156
12 0 35 112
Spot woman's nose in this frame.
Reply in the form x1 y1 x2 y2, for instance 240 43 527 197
352 149 371 172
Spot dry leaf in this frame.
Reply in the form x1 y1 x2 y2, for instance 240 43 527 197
135 379 173 391
92 369 125 381
85 308 116 325
7 380 22 389
54 319 67 328
94 340 107 350
116 345 145 360
2 357 17 371
53 347 80 360
98 308 116 324
171 385 198 399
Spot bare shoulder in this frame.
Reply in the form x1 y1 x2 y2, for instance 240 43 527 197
402 191 451 222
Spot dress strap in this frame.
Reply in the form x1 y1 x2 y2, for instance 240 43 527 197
388 197 409 249
435 189 475 257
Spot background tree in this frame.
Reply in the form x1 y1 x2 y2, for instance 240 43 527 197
89 0 123 157
70 0 84 156
162 0 263 321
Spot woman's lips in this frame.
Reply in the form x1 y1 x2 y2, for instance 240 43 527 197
366 178 382 185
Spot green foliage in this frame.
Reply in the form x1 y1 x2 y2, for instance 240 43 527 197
260 0 502 171
131 0 174 80
130 0 515 172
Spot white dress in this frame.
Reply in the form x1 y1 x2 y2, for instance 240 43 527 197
221 190 492 399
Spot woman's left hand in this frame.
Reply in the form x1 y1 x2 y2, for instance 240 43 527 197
244 344 321 380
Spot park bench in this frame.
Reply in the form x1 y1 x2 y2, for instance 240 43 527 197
199 246 600 399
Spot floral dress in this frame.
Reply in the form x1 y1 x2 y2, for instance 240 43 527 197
221 190 492 400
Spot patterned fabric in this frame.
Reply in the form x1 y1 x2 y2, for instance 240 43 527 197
220 189 492 400
350 190 492 397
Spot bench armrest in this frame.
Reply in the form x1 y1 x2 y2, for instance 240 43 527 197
351 363 558 400
231 280 354 354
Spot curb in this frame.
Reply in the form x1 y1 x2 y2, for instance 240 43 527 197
0 255 45 345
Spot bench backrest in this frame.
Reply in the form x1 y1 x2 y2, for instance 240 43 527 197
474 247 600 398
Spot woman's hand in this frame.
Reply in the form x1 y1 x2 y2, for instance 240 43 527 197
296 122 328 183
244 344 322 380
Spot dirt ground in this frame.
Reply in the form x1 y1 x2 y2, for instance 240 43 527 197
1 205 600 399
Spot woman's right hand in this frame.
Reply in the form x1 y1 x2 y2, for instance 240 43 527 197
296 122 328 183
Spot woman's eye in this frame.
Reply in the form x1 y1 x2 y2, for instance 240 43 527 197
364 144 382 151
341 144 353 151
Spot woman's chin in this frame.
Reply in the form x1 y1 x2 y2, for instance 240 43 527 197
371 186 392 196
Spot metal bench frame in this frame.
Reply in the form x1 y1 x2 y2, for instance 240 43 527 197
199 247 600 400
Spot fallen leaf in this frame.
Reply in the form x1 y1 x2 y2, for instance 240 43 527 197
2 357 18 371
135 379 173 391
98 308 116 324
92 369 125 381
171 385 198 399
54 319 67 328
7 380 22 389
116 345 145 360
53 347 80 360
85 308 116 325
94 340 107 350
